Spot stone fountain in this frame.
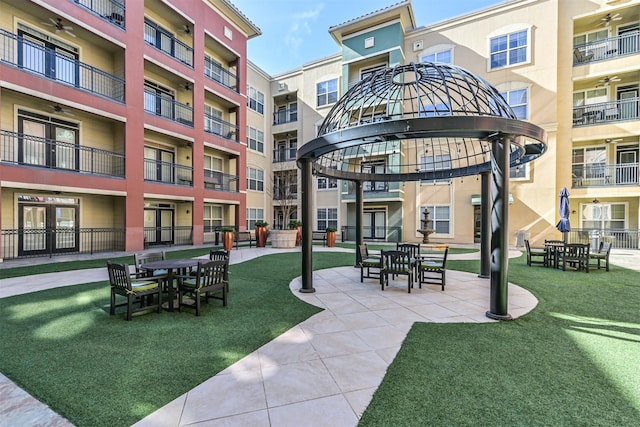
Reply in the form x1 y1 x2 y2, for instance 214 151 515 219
417 209 435 243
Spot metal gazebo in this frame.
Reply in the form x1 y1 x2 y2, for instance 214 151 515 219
297 62 546 320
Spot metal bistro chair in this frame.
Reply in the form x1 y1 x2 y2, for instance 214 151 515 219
107 261 161 321
177 260 228 316
358 244 382 282
380 250 414 293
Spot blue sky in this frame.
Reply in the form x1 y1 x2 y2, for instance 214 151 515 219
230 0 507 75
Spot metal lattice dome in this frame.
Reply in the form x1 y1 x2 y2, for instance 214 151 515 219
298 62 546 182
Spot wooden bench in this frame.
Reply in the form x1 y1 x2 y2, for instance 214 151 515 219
234 231 254 248
312 231 327 246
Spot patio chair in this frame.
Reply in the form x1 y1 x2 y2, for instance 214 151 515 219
525 240 547 266
417 246 449 291
380 250 414 293
107 261 161 321
396 242 420 279
573 47 594 63
209 249 230 290
134 251 169 292
177 259 228 316
358 244 382 282
589 241 612 271
561 243 590 272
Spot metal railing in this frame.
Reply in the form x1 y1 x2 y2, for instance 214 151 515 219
340 226 402 243
273 184 298 200
204 170 239 192
573 32 640 65
273 148 296 162
73 0 125 28
144 89 193 126
1 130 125 177
204 57 237 92
143 159 193 186
0 30 125 102
273 107 298 125
203 113 239 141
573 98 639 127
572 163 638 187
143 226 193 247
1 227 125 259
566 229 639 249
144 21 193 67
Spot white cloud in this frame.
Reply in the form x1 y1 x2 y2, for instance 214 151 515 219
284 3 325 51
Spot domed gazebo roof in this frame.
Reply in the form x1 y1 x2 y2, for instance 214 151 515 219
298 62 546 182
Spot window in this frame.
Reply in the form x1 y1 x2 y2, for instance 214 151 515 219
17 25 79 85
204 204 223 232
204 54 223 84
420 154 452 183
317 208 338 231
17 110 79 170
317 176 338 189
144 80 174 119
247 126 264 153
204 155 223 173
581 203 626 229
246 208 264 230
317 78 338 107
247 85 264 114
247 167 264 191
573 88 607 107
490 30 528 69
501 88 528 120
204 155 224 189
420 206 451 235
421 49 452 64
144 146 174 183
572 147 606 183
204 104 223 135
362 160 388 191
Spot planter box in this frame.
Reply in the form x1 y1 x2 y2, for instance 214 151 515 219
270 229 298 248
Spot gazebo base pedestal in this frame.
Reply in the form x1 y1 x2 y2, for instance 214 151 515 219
485 311 513 321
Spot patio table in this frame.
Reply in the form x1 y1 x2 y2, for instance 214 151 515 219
544 241 565 269
139 258 200 311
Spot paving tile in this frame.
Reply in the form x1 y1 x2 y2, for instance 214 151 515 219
268 394 358 427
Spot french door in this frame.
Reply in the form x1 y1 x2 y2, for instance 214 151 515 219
616 146 638 184
18 201 79 256
18 110 78 170
617 85 638 120
363 209 386 240
144 207 174 246
17 28 78 85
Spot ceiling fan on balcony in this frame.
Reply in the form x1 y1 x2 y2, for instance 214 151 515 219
50 104 74 116
596 75 621 87
604 138 623 144
177 24 191 36
41 18 76 38
598 13 622 27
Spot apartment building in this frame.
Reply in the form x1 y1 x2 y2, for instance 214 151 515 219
250 0 639 249
0 0 259 260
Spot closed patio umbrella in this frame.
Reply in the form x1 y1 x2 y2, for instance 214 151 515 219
556 187 571 242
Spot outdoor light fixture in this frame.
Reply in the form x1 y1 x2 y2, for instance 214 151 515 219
593 198 600 204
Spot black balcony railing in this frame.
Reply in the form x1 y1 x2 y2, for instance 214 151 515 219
143 226 193 247
273 184 298 200
204 113 239 142
144 21 193 67
73 0 125 28
340 226 402 243
573 32 640 65
1 227 125 260
573 98 639 127
144 89 193 126
572 163 638 187
273 147 296 162
144 159 193 186
204 57 238 92
1 130 125 177
273 107 298 125
204 170 239 192
0 30 125 102
566 229 639 250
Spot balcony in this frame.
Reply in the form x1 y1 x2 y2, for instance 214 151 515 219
144 90 193 127
273 147 296 162
273 184 298 200
144 20 193 67
273 107 298 125
204 57 238 92
73 0 125 29
144 159 193 186
342 180 402 200
204 114 239 142
204 170 239 192
573 98 639 127
0 30 125 102
1 130 125 177
573 32 640 66
572 163 638 187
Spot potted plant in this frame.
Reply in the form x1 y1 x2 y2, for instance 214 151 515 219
325 226 337 247
221 227 235 251
289 220 302 246
255 221 269 247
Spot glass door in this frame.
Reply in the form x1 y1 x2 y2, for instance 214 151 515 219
616 146 638 184
617 85 639 120
19 205 47 255
18 202 79 256
144 208 174 246
363 210 386 240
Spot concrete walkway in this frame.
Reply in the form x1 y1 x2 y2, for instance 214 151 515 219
0 246 635 426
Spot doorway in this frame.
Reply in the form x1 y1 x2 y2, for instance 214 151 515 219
18 196 79 256
363 209 386 240
616 145 639 184
144 205 174 246
617 85 638 120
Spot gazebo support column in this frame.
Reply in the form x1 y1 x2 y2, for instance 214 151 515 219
486 135 512 320
355 180 364 265
479 171 491 278
299 158 315 293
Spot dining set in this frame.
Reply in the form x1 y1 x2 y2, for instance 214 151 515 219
107 250 229 320
525 239 612 273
